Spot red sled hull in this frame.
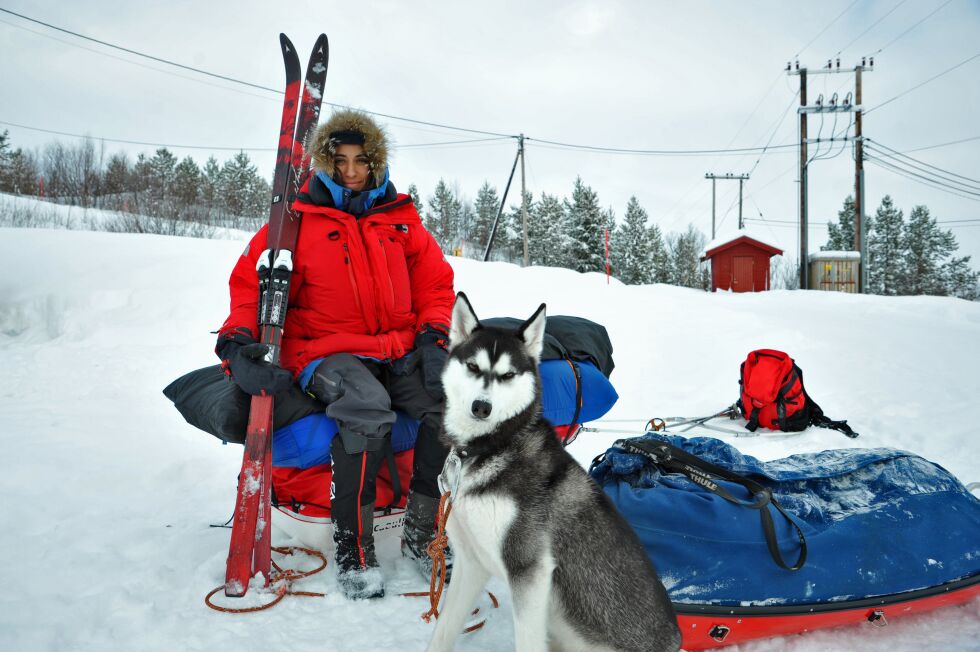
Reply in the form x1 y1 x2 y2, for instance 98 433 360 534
676 574 980 650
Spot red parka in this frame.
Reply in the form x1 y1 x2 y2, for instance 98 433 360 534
219 181 455 376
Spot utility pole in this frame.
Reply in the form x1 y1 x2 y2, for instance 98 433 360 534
704 172 750 238
519 134 529 267
483 138 522 262
794 63 809 291
789 57 871 291
854 63 866 293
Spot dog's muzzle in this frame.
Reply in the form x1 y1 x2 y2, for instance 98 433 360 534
471 399 492 419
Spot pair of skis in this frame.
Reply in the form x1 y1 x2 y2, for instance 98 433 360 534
224 33 329 598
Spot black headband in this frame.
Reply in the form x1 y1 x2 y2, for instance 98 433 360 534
329 129 366 146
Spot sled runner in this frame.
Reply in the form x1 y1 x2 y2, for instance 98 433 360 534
591 433 980 649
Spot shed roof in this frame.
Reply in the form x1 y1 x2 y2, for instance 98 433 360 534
701 233 784 261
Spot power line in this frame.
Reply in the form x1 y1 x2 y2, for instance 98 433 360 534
866 0 955 56
866 154 980 197
903 135 980 153
865 147 980 194
0 7 518 139
794 0 862 59
866 155 980 202
834 0 909 57
0 119 512 153
523 138 799 156
865 51 980 114
865 139 980 186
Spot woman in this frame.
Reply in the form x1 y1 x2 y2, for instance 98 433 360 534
216 109 454 600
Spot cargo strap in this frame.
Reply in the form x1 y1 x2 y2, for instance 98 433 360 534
616 438 808 572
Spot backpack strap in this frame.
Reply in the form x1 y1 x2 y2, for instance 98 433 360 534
617 438 807 571
563 356 584 428
804 394 859 438
774 367 800 431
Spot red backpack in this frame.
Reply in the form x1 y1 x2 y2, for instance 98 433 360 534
737 349 857 437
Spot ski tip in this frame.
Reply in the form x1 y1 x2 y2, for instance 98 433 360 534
279 33 294 52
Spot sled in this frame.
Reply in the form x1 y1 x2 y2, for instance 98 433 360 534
591 433 980 650
675 576 980 649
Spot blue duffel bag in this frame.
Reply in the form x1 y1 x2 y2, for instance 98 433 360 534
590 433 980 606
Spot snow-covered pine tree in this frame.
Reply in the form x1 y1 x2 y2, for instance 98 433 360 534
0 131 38 195
502 190 535 264
200 157 221 217
903 205 954 295
173 156 202 218
458 199 475 256
5 148 39 196
867 195 905 295
669 224 708 289
148 148 179 217
903 205 980 298
425 179 461 253
565 177 606 273
530 192 567 267
471 181 500 256
220 151 268 220
613 196 653 284
407 183 424 217
942 255 980 301
649 222 672 283
0 130 11 189
824 195 857 251
102 153 130 200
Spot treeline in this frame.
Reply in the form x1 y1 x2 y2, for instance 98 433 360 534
0 130 270 225
823 195 979 300
414 176 710 289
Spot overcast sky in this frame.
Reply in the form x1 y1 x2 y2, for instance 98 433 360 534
2 1 979 263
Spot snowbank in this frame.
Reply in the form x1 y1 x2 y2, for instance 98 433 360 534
1 227 977 651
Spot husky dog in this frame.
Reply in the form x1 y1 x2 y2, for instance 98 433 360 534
426 293 681 652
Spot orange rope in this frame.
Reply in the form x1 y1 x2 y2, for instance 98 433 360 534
204 545 327 613
421 491 454 622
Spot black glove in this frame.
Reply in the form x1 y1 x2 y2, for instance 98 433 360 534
217 331 295 397
414 324 449 400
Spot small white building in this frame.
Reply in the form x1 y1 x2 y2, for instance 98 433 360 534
808 251 861 293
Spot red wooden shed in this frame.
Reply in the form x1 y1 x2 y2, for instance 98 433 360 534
701 234 783 293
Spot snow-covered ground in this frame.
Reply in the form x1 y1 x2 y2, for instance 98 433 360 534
1 226 978 652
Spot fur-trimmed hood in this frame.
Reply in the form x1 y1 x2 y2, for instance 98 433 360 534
308 109 389 178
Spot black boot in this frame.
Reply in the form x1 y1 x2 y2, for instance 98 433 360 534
401 490 452 580
335 504 385 600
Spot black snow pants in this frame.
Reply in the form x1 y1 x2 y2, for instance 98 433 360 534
304 353 448 548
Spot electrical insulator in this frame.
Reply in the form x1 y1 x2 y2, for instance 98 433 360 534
861 57 866 67
870 56 874 68
836 57 840 68
831 92 838 106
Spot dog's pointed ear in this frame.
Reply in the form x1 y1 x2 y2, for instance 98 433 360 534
517 303 547 361
449 292 481 351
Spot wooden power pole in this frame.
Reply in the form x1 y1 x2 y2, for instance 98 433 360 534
789 58 872 291
704 172 750 238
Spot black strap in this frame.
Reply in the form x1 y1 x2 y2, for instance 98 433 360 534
807 394 859 438
564 357 583 427
618 438 807 571
745 406 761 432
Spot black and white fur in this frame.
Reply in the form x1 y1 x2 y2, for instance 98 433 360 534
426 293 680 652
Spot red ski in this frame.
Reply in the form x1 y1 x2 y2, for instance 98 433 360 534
224 33 329 598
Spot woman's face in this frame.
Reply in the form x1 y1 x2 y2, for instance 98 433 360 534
333 143 371 191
